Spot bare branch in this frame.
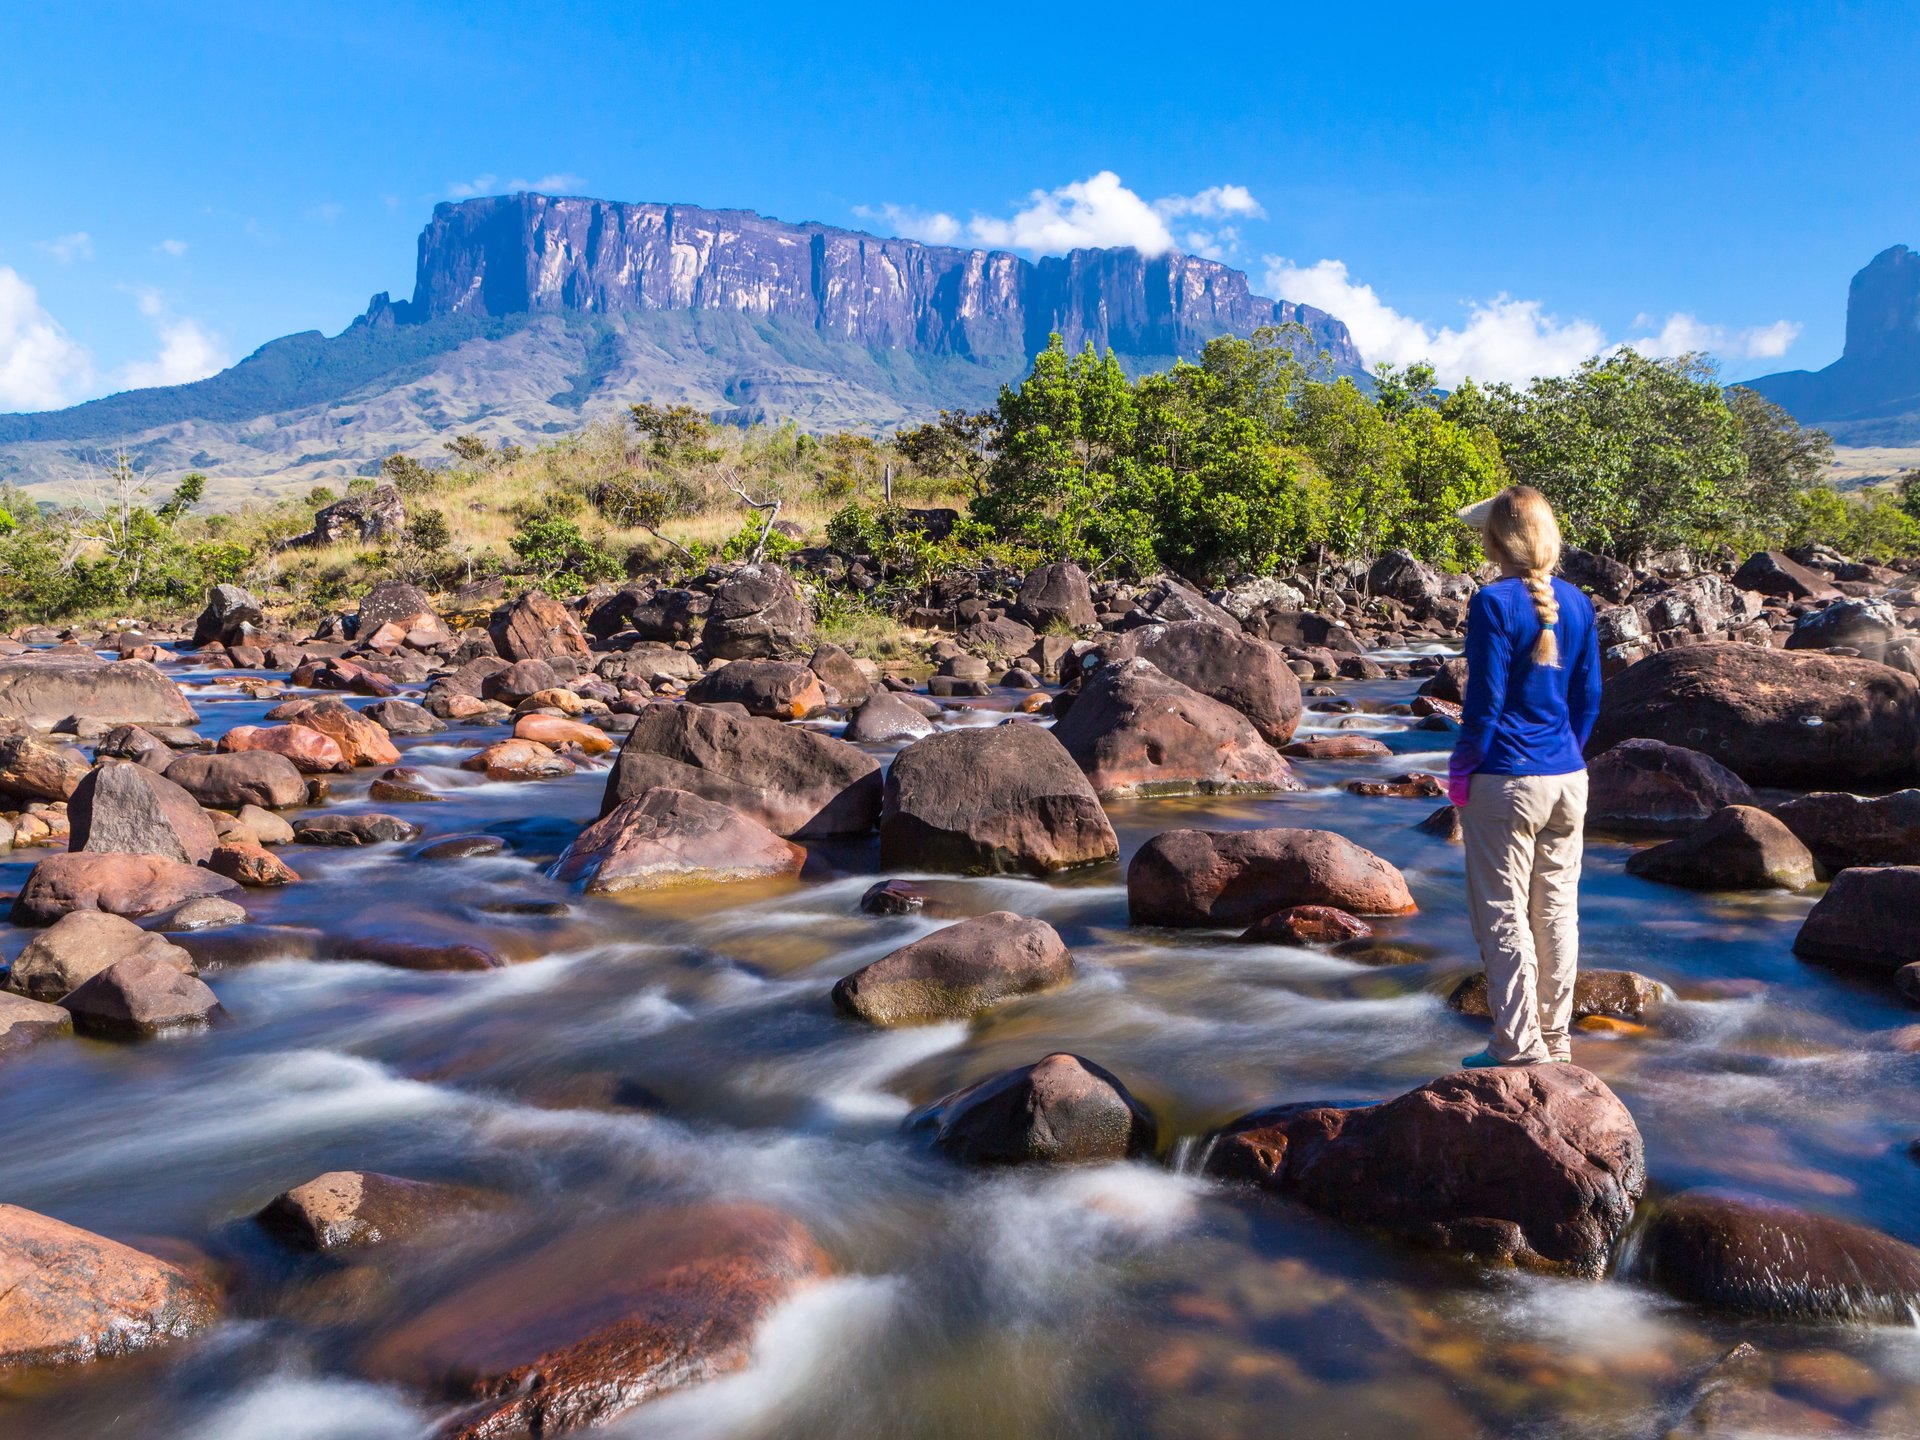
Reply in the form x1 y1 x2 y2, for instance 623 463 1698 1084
719 466 781 564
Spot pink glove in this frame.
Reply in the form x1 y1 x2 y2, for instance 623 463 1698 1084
1447 770 1472 809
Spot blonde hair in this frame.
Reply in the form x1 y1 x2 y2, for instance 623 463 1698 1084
1482 485 1564 667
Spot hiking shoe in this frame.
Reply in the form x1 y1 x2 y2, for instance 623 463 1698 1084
1461 1049 1505 1069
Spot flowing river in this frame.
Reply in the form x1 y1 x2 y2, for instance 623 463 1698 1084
4 648 1920 1438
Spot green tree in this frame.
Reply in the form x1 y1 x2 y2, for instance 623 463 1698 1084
628 402 710 454
1725 386 1833 548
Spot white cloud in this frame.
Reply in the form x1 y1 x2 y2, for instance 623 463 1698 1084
860 172 1263 261
40 232 93 264
446 172 587 200
117 287 228 390
157 238 189 257
0 267 95 409
1264 256 1800 386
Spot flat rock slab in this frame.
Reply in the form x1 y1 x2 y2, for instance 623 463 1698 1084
0 653 198 730
11 852 242 925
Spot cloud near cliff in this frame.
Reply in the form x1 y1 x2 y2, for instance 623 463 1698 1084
1264 256 1801 387
859 172 1264 262
0 271 229 410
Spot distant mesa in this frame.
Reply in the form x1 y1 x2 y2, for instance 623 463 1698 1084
0 194 1364 492
1747 244 1920 447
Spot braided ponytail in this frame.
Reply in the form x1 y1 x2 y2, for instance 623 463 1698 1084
1477 484 1565 669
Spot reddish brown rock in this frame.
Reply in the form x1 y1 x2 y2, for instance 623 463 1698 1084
1794 866 1920 973
0 1204 215 1368
68 760 219 865
1625 806 1817 891
257 1171 480 1252
461 739 576 781
908 1053 1156 1165
210 841 301 887
1347 772 1445 799
219 723 349 774
360 1203 829 1438
1098 620 1302 744
832 912 1072 1025
9 910 196 1001
1206 1065 1645 1277
162 750 308 809
0 652 197 731
1241 905 1373 946
0 992 73 1056
11 852 241 925
269 698 401 767
687 659 829 719
1281 734 1392 760
489 591 590 662
553 788 806 893
1586 738 1758 836
512 713 614 755
1129 827 1416 927
880 723 1117 876
60 952 223 1037
0 731 91 801
1773 789 1920 870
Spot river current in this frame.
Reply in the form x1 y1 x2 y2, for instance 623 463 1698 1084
4 648 1920 1438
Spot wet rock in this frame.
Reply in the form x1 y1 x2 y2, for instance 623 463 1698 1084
1448 968 1671 1024
1732 550 1841 601
1587 646 1920 788
552 788 805 893
511 714 614 755
0 992 73 1055
1794 866 1920 973
489 590 589 662
11 853 241 925
191 583 264 648
845 691 936 744
1585 738 1758 835
605 701 880 838
1129 827 1416 927
219 723 348 774
415 835 505 860
152 895 249 932
687 659 828 719
92 723 174 770
68 760 218 865
1347 772 1445 799
702 564 813 659
461 738 576 780
1206 1065 1644 1277
908 1053 1156 1165
361 698 445 736
258 1171 481 1252
0 652 198 731
359 1203 829 1439
1241 906 1373 946
1624 806 1816 891
1052 659 1299 800
162 750 307 810
1097 622 1303 745
880 724 1118 876
293 813 422 846
1415 804 1464 843
857 878 963 917
1281 734 1392 760
0 1203 215 1368
1773 789 1920 870
322 935 504 971
1637 1189 1920 1323
60 952 223 1037
807 642 871 706
270 698 401 767
209 841 301 886
0 731 91 801
832 912 1073 1025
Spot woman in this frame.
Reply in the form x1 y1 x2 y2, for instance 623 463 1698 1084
1447 485 1601 1068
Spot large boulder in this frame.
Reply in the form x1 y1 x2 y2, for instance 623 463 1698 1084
604 702 880 838
1793 866 1920 972
686 659 828 720
0 730 91 801
832 912 1072 1025
1206 1065 1645 1277
1585 738 1757 835
1012 561 1096 631
219 723 348 773
270 698 401 767
1449 967 1671 1024
845 692 935 744
355 579 438 636
628 588 710 644
1636 1190 1920 1323
1624 806 1817 891
880 724 1118 875
68 760 219 865
1786 596 1903 657
1128 827 1416 927
9 910 196 1001
807 642 871 706
0 652 197 730
489 591 589 662
1365 550 1444 611
1773 789 1920 870
191 583 264 648
1586 645 1920 788
552 788 805 893
0 993 72 1056
360 698 445 736
907 1053 1156 1165
1050 659 1298 800
1126 575 1237 629
359 1204 830 1439
11 853 242 925
0 1204 215 1369
1098 621 1302 744
162 751 307 810
60 952 223 1037
702 564 813 659
1732 550 1840 601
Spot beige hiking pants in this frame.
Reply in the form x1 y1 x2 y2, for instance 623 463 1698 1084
1461 770 1588 1064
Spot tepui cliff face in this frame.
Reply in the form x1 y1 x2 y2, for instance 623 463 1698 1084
0 193 1363 493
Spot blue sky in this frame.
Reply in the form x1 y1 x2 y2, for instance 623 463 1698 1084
2 0 1916 411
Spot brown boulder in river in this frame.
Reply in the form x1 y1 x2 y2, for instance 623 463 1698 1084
489 590 590 662
360 1202 829 1439
1129 827 1416 927
1448 967 1671 1024
1206 1065 1645 1277
0 1203 215 1369
0 992 72 1056
219 723 349 774
553 788 805 893
1097 620 1303 744
701 563 814 660
606 701 880 838
686 658 829 719
908 1052 1157 1165
1586 645 1920 788
1772 789 1920 870
1624 806 1817 891
1241 905 1373 946
162 750 307 810
258 1171 483 1252
832 912 1073 1025
9 910 196 1001
880 723 1118 875
0 730 91 801
1636 1189 1920 1323
1585 738 1758 836
1050 659 1299 800
1793 866 1920 973
68 759 219 865
0 651 197 730
59 951 223 1037
11 852 241 925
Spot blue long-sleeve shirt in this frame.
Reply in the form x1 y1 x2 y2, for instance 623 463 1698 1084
1449 576 1601 787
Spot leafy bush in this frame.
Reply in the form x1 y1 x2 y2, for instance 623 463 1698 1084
509 516 623 587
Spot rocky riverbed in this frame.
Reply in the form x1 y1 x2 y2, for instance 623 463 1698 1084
3 555 1920 1438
